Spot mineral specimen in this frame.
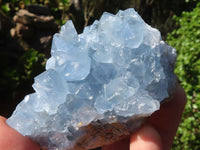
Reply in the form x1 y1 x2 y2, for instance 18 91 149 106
7 8 177 150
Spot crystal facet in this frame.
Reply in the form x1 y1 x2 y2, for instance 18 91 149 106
7 8 177 150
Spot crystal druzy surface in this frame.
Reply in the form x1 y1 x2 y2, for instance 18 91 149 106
7 8 177 150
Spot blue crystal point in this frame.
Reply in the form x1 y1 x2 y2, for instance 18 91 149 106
7 8 177 150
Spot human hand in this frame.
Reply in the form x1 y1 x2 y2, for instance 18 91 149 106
102 84 186 150
0 116 40 150
0 85 186 150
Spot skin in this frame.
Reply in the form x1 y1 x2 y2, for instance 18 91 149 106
0 85 186 150
0 116 40 150
103 84 186 150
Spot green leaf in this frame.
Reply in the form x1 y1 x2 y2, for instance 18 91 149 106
1 4 10 13
168 2 200 150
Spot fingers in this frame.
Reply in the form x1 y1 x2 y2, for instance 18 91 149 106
0 85 185 150
102 125 163 150
130 125 162 150
130 85 186 150
102 84 186 150
0 116 40 150
148 84 187 150
101 136 130 150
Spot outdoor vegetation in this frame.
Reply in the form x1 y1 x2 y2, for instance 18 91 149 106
0 0 200 149
167 2 200 149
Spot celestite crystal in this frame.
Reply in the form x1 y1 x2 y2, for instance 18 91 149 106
7 8 177 150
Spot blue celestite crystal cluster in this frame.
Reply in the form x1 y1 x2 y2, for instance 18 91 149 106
7 8 177 150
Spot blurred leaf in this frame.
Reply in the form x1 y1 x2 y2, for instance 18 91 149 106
1 3 10 13
167 2 200 150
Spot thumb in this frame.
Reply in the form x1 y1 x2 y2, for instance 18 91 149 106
130 125 163 150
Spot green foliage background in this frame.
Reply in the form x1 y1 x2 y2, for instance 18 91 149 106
167 2 200 149
1 0 200 149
